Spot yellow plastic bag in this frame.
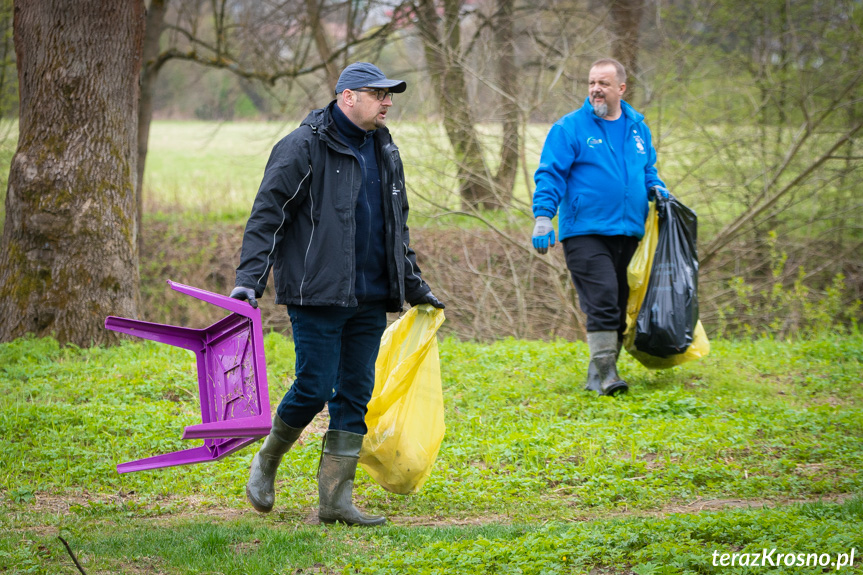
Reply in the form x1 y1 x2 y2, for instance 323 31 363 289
359 305 446 494
623 201 710 369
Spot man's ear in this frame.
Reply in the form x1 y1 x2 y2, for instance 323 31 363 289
341 89 356 108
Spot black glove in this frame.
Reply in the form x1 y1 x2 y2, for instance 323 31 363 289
230 286 258 309
409 291 445 309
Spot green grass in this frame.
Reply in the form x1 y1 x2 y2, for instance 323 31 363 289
6 505 862 574
2 333 861 573
139 119 549 220
0 118 547 225
141 120 297 218
2 117 856 241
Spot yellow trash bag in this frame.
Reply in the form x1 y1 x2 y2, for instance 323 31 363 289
359 305 446 494
623 201 710 369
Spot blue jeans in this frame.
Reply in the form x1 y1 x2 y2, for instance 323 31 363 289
276 302 388 435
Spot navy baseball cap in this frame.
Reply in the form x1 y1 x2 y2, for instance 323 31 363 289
335 62 407 95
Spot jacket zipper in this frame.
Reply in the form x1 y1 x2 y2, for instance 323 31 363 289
596 113 630 230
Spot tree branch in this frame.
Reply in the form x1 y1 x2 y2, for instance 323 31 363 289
701 121 863 265
58 536 87 575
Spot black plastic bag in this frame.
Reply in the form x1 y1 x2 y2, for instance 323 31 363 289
634 194 699 357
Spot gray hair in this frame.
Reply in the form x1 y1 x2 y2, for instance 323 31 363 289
590 58 626 84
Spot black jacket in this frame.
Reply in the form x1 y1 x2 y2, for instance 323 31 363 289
235 101 431 312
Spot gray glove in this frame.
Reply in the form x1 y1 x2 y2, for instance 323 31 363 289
531 216 556 254
230 286 258 309
409 291 445 309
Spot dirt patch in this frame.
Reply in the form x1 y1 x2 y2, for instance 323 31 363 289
394 514 511 527
11 492 255 524
290 564 342 574
12 491 857 531
296 509 511 527
595 492 858 519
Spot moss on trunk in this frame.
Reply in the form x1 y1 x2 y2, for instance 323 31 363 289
0 0 146 346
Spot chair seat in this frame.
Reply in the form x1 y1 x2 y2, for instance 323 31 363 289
105 280 271 473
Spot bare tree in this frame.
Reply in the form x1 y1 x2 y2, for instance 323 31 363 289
305 0 340 91
411 0 522 210
646 0 863 334
134 0 405 233
136 0 169 258
0 0 145 345
493 0 519 203
609 0 645 98
656 0 863 266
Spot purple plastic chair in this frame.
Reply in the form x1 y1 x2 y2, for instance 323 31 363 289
105 280 271 473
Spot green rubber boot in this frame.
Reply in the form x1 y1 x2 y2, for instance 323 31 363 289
317 430 386 526
585 331 628 396
245 415 304 513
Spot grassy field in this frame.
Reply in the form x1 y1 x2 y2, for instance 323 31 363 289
0 118 547 231
2 332 861 573
139 119 549 221
1 117 855 240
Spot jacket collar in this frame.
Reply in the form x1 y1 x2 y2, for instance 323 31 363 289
301 101 391 149
331 102 375 148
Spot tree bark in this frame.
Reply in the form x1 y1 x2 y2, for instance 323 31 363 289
306 0 340 92
415 0 505 210
137 0 169 260
0 0 145 345
609 0 645 100
0 0 14 117
492 0 518 205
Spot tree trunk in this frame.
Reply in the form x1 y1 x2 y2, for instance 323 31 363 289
609 0 645 100
0 0 145 345
492 0 518 205
306 0 340 92
416 0 498 210
0 0 14 117
137 0 169 260
440 0 491 210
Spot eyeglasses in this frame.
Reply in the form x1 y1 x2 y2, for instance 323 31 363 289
352 88 395 102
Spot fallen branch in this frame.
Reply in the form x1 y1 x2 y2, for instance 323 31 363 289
58 536 87 575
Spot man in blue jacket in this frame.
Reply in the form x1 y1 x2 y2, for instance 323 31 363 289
230 62 444 525
531 58 667 396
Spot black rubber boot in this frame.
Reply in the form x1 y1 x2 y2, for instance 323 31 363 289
246 415 304 513
585 331 628 396
317 430 386 526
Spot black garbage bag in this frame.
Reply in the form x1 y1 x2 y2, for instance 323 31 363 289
634 194 699 357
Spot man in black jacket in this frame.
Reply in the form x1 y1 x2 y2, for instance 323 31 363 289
230 62 444 526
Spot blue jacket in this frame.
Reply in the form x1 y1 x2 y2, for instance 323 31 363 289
533 98 665 240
